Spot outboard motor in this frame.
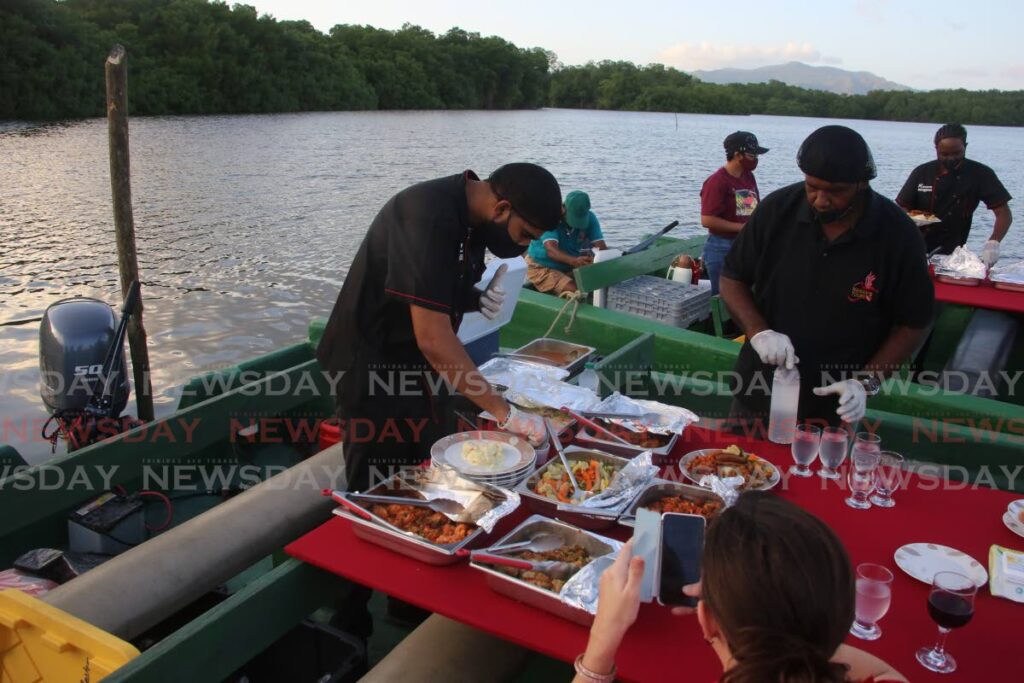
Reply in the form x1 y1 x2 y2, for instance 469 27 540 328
39 282 140 452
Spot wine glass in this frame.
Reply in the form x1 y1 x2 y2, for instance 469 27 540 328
870 451 904 508
916 571 977 674
789 424 821 477
845 434 881 510
850 563 893 640
818 426 849 480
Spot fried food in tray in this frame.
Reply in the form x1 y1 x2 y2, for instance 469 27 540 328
495 544 592 593
685 445 777 490
369 503 476 545
642 494 722 518
592 418 673 448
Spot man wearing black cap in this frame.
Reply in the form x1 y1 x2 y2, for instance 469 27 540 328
700 131 769 294
719 126 934 429
896 123 1013 265
317 164 560 491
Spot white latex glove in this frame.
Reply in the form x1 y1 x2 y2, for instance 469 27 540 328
749 330 799 369
498 404 546 446
980 239 1001 268
479 263 508 320
812 379 867 424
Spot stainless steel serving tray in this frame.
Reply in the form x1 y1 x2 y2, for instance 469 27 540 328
509 338 596 376
332 475 511 565
516 448 632 530
617 479 725 528
470 515 617 626
573 425 679 459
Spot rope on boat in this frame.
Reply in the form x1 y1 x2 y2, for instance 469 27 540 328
543 291 584 337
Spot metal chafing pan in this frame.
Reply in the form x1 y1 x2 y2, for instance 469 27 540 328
509 338 596 376
617 479 725 528
573 424 680 459
935 273 983 286
332 476 509 565
516 448 632 530
470 515 617 626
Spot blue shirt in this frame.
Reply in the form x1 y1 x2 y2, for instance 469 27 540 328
526 212 604 271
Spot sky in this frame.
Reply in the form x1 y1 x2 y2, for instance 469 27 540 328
244 0 1024 91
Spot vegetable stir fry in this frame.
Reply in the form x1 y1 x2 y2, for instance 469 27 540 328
533 459 618 503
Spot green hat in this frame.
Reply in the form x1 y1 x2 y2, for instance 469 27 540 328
564 191 591 229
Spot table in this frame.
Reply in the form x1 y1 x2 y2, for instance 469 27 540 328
286 426 1023 682
932 275 1024 315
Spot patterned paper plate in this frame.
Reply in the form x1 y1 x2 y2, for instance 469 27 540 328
894 543 988 587
1003 512 1024 540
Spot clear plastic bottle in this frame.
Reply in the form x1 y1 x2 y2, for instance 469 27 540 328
768 367 800 444
577 362 600 394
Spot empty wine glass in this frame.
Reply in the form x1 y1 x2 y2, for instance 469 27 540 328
916 571 977 674
870 451 904 508
850 563 893 640
789 424 821 477
845 434 881 510
818 426 849 480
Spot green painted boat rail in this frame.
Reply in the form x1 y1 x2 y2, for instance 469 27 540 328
573 235 704 293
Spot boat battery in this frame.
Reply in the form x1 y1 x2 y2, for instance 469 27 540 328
68 491 145 555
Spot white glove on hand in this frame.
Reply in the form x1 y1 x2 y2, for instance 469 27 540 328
479 263 508 320
980 239 1001 268
812 379 867 424
498 404 546 446
750 330 799 369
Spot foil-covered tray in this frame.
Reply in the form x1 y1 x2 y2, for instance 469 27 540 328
510 338 596 376
935 273 983 287
469 515 620 625
329 467 519 565
993 280 1024 293
516 448 643 530
618 479 725 528
573 425 679 459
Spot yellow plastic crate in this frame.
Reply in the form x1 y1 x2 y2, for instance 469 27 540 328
0 588 138 682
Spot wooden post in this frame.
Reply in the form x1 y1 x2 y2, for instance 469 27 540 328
105 44 154 422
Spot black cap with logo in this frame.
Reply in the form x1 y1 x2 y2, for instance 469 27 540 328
724 131 770 156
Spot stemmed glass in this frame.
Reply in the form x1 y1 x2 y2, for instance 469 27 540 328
916 571 977 674
789 424 821 477
818 426 849 480
845 432 881 509
870 451 905 508
850 563 893 640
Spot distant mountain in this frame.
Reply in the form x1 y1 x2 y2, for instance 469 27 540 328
690 62 911 95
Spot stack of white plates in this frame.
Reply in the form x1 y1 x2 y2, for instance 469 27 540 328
430 431 537 489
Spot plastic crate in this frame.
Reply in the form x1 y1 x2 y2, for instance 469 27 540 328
607 276 711 328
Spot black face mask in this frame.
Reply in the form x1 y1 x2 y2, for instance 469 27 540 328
479 217 526 258
942 158 963 172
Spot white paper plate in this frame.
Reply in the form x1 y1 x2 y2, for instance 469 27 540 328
894 543 988 587
430 431 535 476
910 214 941 226
679 448 780 491
1003 512 1024 540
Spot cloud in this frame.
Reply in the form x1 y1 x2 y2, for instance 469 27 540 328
1001 64 1024 80
821 55 844 66
655 42 822 71
854 0 891 22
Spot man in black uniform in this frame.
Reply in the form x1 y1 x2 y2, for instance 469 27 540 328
896 123 1013 265
317 164 559 491
720 126 935 429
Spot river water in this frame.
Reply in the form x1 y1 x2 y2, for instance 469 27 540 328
1 109 1021 464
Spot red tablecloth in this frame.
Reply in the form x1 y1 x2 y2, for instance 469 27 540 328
933 275 1024 314
286 427 1023 682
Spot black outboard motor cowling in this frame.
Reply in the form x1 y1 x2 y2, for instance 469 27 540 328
39 297 130 447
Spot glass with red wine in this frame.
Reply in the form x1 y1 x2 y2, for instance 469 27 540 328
916 570 977 674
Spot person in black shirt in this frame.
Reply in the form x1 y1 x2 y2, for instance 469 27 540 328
720 126 934 429
317 164 561 491
896 123 1013 265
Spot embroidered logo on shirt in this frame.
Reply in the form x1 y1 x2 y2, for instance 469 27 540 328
917 184 933 193
849 271 878 303
734 189 759 217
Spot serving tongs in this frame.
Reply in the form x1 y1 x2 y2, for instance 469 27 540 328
323 489 467 536
545 418 589 504
485 532 564 555
470 551 580 581
348 492 467 517
560 407 633 446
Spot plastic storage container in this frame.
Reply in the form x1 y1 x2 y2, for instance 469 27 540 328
607 276 711 328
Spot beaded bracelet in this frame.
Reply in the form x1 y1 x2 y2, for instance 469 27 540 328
574 653 616 682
